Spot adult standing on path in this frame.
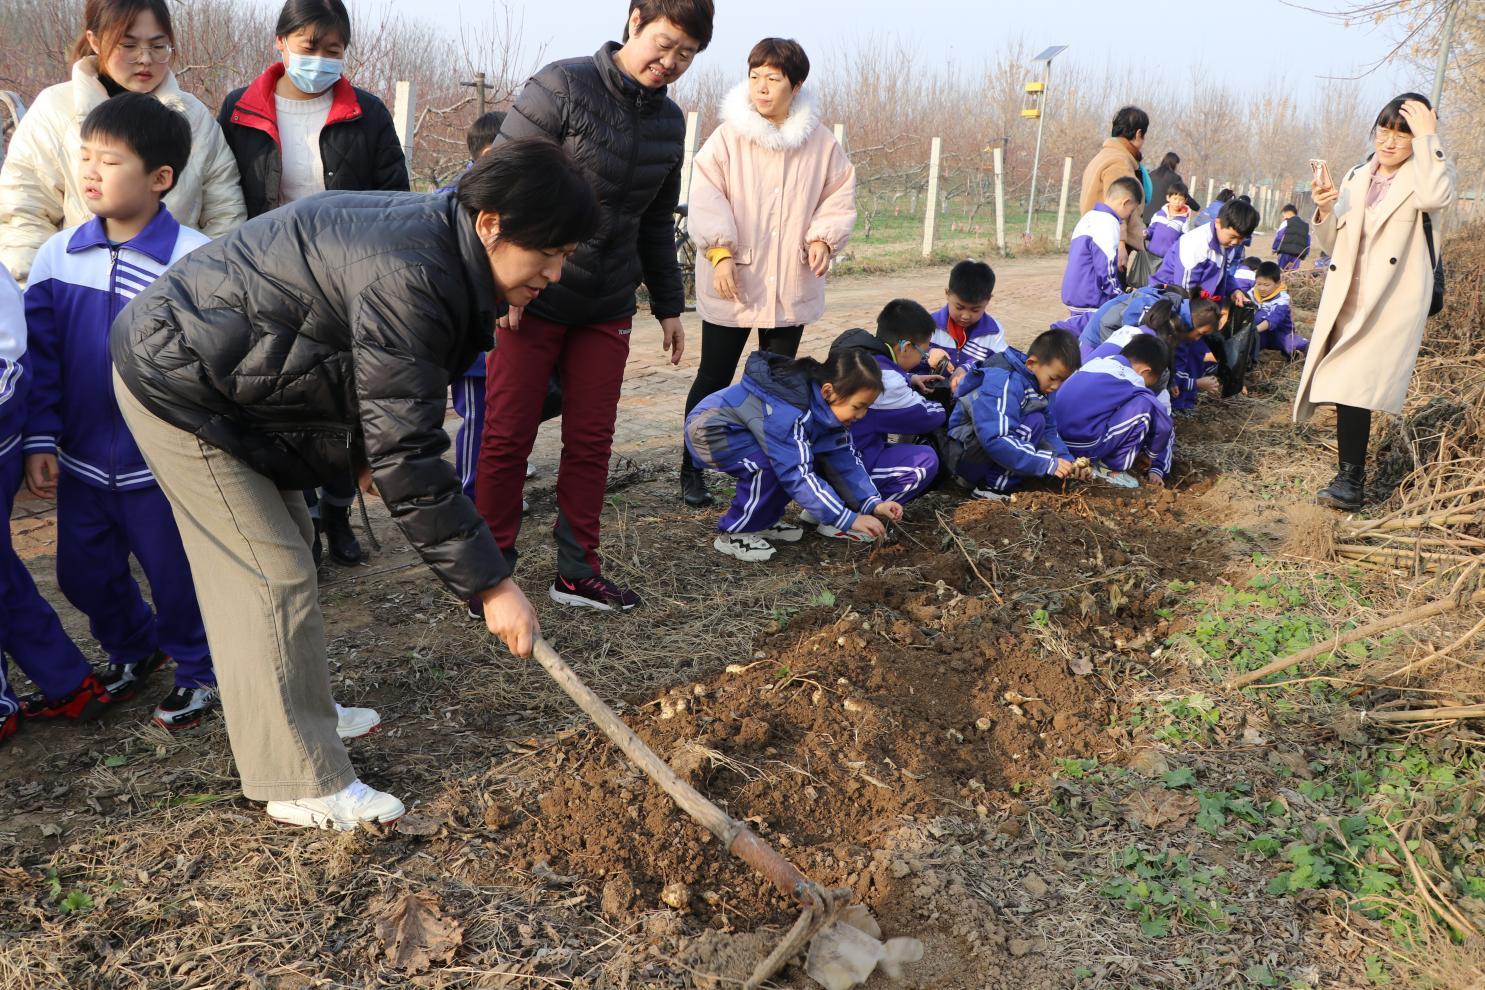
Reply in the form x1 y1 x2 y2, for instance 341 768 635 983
0 0 245 284
218 0 410 569
1294 93 1455 512
110 141 599 830
1144 151 1197 224
1079 106 1151 278
474 0 714 612
678 37 856 508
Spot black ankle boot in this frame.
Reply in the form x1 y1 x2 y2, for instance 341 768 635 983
680 456 714 508
1317 462 1365 512
322 505 364 564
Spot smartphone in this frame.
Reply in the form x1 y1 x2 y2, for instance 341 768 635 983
1308 158 1332 189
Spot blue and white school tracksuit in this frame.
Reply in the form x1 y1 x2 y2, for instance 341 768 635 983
1054 355 1174 481
23 210 213 689
921 306 1008 370
848 354 944 504
946 349 1070 493
686 351 883 535
1144 207 1191 259
451 353 487 500
1151 222 1234 301
1255 289 1306 357
1054 204 1123 336
0 267 94 720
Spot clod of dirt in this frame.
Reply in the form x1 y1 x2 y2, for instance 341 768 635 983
1281 502 1338 562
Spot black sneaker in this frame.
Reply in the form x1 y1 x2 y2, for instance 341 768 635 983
152 685 220 731
549 575 641 612
101 650 170 702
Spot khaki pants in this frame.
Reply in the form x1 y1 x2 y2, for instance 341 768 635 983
115 372 355 801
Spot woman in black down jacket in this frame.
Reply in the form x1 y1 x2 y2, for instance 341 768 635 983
111 141 598 831
218 0 410 569
473 0 714 614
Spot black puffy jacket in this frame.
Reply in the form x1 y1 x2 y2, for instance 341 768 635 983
495 43 686 325
110 191 509 598
218 65 409 219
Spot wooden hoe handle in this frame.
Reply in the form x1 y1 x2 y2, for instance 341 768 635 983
531 638 819 906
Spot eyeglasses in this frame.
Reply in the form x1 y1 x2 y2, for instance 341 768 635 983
118 42 174 64
1374 128 1413 149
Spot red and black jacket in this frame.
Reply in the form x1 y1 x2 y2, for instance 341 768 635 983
217 63 409 218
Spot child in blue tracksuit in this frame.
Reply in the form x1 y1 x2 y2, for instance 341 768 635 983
921 260 1007 375
829 301 945 505
1144 181 1192 260
0 267 107 746
945 329 1088 498
686 349 904 562
22 95 216 730
1252 261 1307 358
1272 205 1310 272
445 112 506 500
1054 176 1143 337
1150 199 1260 305
1055 334 1174 488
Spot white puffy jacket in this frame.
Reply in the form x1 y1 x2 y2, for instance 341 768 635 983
0 57 246 283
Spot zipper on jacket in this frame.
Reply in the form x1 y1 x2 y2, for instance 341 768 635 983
108 246 123 492
621 94 643 213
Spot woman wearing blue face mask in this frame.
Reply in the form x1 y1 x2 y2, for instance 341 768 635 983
218 0 410 569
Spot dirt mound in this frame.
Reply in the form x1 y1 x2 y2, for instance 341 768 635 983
440 487 1215 936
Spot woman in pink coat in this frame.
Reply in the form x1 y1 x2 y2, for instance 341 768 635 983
1296 93 1454 512
680 37 856 507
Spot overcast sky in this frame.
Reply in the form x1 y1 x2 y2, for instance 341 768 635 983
418 0 1417 105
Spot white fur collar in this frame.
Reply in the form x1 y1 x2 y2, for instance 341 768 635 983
720 80 819 151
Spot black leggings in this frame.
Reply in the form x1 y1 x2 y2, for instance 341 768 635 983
1336 404 1372 466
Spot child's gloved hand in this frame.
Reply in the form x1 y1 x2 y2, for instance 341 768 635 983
850 514 887 541
873 501 904 523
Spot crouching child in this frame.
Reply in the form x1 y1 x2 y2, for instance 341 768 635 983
686 349 904 562
945 329 1089 500
828 300 945 505
1054 334 1174 488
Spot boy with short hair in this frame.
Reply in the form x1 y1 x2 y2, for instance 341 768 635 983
828 299 944 506
1144 181 1192 260
1056 176 1143 337
0 265 105 746
1054 333 1174 488
1271 204 1310 272
1171 298 1223 412
927 259 1007 371
22 94 217 730
1252 260 1306 358
946 329 1090 499
1151 199 1260 305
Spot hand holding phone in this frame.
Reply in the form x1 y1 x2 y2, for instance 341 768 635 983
1309 158 1339 220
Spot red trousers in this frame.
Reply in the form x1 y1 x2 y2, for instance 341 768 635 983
475 313 631 579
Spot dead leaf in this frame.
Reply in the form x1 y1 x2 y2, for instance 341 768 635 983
1068 656 1094 677
371 891 463 973
393 812 443 837
1268 749 1315 780
1127 747 1170 778
1122 787 1199 830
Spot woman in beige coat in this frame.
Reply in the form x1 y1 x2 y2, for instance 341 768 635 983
0 0 245 284
680 37 856 507
1295 93 1455 512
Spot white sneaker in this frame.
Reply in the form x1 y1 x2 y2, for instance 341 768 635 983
799 509 821 526
755 522 805 542
525 462 538 479
265 779 405 831
335 702 382 740
522 497 530 514
714 533 776 561
970 488 1010 502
